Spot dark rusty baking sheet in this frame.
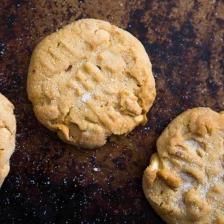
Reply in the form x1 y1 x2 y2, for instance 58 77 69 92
0 0 223 223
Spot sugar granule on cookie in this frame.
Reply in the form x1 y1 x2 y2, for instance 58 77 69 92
27 18 156 148
143 107 224 224
0 93 16 187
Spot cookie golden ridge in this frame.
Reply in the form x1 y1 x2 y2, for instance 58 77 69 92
0 93 16 187
143 107 224 224
27 19 156 148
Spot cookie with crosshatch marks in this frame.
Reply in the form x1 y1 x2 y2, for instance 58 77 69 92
143 107 224 224
27 19 156 148
0 93 16 187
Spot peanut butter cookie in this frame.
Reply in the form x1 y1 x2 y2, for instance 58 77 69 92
143 107 224 224
27 19 156 148
0 93 16 187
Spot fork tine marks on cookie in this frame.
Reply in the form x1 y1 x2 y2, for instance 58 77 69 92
143 107 224 224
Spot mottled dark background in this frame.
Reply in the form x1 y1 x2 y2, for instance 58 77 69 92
0 0 223 223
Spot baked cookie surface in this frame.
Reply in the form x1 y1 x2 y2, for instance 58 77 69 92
0 93 16 187
27 19 156 148
143 108 224 224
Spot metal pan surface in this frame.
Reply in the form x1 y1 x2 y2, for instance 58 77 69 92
0 0 223 223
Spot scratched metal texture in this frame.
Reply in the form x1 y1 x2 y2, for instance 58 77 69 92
0 0 223 223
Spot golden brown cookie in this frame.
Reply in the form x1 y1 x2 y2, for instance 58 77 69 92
143 107 224 224
27 19 156 148
0 93 16 187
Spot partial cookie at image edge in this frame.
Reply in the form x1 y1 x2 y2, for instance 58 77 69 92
0 93 16 187
143 107 224 224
